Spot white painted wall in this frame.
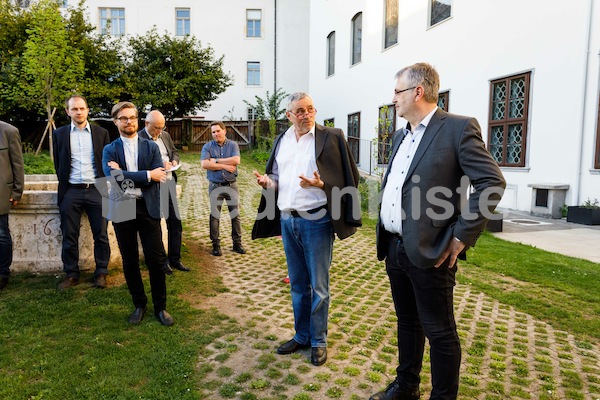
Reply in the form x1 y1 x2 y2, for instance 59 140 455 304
73 0 309 121
308 0 600 211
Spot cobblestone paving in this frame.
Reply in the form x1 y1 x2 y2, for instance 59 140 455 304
178 160 600 400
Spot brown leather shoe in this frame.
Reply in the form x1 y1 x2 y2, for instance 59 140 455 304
311 347 327 366
57 277 80 291
94 274 107 288
369 380 420 400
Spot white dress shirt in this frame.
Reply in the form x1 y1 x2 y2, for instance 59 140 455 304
121 135 144 198
274 125 327 212
380 107 438 234
68 122 96 184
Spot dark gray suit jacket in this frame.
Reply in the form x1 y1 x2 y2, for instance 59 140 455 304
138 128 179 164
376 108 506 268
0 121 24 215
252 124 362 241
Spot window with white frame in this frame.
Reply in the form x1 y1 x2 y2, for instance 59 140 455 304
429 0 452 27
595 93 600 169
384 0 398 49
351 13 362 65
248 107 258 120
488 72 531 167
247 62 261 86
99 8 125 36
176 8 190 36
246 9 262 38
327 31 335 77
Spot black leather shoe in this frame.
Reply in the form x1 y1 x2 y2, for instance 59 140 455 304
161 263 174 275
94 274 107 288
128 307 146 324
232 243 246 254
57 276 80 291
369 380 420 400
276 339 310 355
311 347 327 366
212 244 222 256
171 262 190 272
0 276 8 290
156 310 174 326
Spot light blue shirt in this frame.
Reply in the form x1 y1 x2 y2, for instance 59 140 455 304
68 122 96 184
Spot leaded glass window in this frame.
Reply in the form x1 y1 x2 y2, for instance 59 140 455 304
347 113 361 164
384 0 398 49
430 0 452 27
596 93 600 169
351 13 362 65
327 32 335 77
378 105 395 164
438 91 449 111
488 72 531 167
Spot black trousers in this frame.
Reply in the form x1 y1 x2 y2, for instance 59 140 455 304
166 194 182 265
113 198 167 312
385 236 460 400
208 181 242 245
58 186 110 278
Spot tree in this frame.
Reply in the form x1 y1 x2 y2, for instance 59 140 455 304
244 88 288 121
124 29 233 118
64 0 126 117
5 0 84 156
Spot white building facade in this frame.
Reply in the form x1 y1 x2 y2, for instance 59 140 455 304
308 0 600 211
71 0 310 122
64 0 600 212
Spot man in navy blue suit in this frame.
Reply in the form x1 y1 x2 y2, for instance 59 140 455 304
102 101 174 326
53 95 110 290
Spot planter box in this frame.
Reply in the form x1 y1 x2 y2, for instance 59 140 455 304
485 217 503 232
566 206 600 225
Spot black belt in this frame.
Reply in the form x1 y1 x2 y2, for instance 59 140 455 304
388 231 403 243
69 183 94 189
211 181 233 186
289 205 327 218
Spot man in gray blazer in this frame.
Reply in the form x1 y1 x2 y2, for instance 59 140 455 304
0 121 24 290
138 110 188 273
370 63 506 400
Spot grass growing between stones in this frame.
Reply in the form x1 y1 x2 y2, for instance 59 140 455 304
4 151 600 399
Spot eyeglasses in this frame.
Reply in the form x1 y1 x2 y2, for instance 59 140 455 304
149 124 165 131
116 116 138 123
288 107 317 118
394 87 416 95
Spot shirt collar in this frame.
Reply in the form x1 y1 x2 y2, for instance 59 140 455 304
417 107 438 130
71 121 90 132
121 134 138 144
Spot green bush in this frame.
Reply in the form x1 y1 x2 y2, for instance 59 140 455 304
23 150 55 174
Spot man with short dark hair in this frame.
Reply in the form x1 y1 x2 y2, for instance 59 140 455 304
53 95 110 290
201 121 245 256
0 120 24 290
102 101 174 326
370 63 505 400
139 110 189 273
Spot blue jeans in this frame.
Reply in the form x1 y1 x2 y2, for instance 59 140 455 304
280 212 334 348
0 213 12 277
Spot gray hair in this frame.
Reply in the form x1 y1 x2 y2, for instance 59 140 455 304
286 92 311 111
395 63 440 103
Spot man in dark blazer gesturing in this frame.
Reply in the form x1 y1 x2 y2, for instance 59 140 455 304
253 92 361 367
138 110 188 273
53 95 110 290
370 63 506 400
102 101 173 326
0 120 24 290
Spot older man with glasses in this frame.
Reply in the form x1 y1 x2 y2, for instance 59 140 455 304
252 92 362 366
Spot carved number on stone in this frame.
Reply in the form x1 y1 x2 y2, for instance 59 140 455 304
44 218 54 235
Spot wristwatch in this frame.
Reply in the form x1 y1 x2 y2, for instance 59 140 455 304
215 158 219 163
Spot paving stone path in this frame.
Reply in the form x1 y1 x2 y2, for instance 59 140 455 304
177 159 600 400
